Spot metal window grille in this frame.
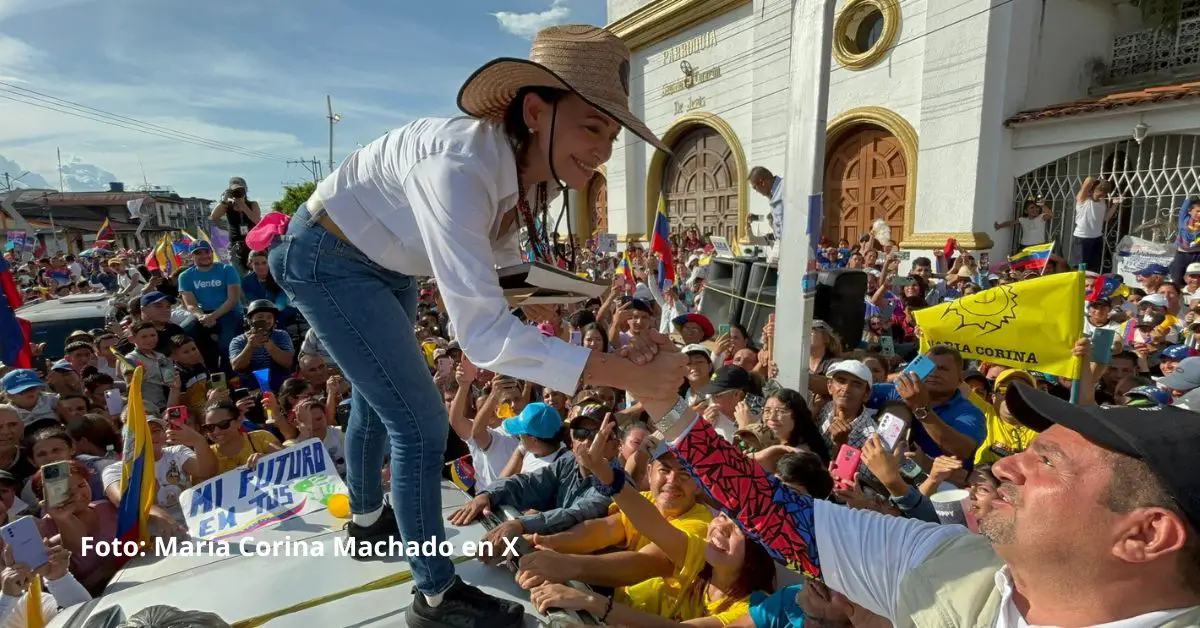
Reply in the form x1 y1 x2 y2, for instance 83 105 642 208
1012 134 1200 272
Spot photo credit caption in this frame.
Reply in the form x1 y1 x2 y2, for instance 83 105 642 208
80 535 523 559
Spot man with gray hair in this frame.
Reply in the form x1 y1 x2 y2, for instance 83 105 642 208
749 166 783 241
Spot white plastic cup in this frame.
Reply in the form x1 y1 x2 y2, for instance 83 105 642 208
930 489 970 526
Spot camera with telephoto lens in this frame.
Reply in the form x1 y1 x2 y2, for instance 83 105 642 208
228 188 246 199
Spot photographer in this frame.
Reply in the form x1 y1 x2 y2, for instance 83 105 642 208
209 176 261 276
228 300 294 393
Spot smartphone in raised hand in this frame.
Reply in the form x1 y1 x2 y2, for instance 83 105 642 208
901 354 937 382
877 412 907 451
831 444 862 486
41 461 72 509
1 516 48 569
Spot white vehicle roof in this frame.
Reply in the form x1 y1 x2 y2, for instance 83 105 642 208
48 483 598 627
16 293 112 324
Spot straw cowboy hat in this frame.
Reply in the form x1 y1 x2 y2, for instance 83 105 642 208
457 24 670 153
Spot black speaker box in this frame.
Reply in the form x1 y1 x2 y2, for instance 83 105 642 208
698 257 755 325
814 269 868 349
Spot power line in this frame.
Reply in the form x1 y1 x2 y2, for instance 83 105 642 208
0 81 291 161
287 158 324 183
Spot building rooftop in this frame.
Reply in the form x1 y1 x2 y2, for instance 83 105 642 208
1005 81 1200 126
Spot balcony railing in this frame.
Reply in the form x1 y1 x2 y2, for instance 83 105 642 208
1108 15 1200 81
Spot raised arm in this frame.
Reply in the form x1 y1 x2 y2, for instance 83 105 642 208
572 417 689 567
659 409 970 621
1077 176 1096 204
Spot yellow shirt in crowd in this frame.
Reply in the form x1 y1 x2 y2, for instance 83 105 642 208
608 491 713 551
967 392 1037 466
616 532 750 625
210 430 282 474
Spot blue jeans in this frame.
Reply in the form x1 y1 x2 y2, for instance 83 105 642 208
267 205 454 595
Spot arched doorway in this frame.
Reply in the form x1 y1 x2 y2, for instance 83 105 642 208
664 126 739 243
586 172 608 236
824 125 908 244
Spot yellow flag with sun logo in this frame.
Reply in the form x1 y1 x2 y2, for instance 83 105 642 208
914 271 1085 379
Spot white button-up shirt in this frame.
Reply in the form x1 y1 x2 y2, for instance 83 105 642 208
769 175 784 240
815 500 1197 627
313 116 591 393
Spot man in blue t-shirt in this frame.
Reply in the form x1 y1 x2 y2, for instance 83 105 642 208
229 300 294 393
178 240 242 371
867 344 986 462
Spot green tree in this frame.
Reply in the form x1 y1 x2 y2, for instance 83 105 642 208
273 181 317 216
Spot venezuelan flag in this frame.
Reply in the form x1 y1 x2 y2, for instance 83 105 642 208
1087 273 1124 302
617 252 635 287
173 231 196 255
115 366 157 563
95 218 115 244
145 234 182 276
0 259 31 369
1008 242 1054 273
449 455 476 494
650 193 675 291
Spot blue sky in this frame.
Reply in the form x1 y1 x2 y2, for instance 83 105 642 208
0 0 605 204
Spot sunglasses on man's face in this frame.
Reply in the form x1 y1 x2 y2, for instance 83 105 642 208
202 418 237 433
571 425 615 441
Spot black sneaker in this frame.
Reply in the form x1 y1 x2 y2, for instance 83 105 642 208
405 576 525 628
342 504 400 561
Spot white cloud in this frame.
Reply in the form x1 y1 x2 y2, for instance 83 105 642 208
0 0 93 23
493 0 571 39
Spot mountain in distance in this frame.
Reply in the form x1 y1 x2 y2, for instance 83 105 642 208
0 154 120 193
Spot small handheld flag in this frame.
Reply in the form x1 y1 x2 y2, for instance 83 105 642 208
95 218 115 244
650 193 675 291
114 366 156 564
1008 242 1054 273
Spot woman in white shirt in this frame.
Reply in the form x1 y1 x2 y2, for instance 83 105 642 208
265 25 687 628
1072 176 1123 272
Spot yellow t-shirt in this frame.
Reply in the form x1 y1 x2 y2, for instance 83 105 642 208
616 532 750 625
210 430 281 474
970 394 1037 466
607 491 713 551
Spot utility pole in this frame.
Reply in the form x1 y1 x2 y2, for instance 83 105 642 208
56 148 64 193
774 0 835 397
326 95 342 174
287 158 324 184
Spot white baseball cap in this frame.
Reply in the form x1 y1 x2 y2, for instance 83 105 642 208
827 360 873 387
1186 262 1200 275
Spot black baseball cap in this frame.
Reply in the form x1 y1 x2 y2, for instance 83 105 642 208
1006 382 1200 530
703 365 752 396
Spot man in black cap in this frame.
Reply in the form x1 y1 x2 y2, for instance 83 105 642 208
209 176 261 276
647 380 1200 626
700 365 757 441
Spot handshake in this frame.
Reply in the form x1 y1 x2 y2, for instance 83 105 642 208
607 328 690 421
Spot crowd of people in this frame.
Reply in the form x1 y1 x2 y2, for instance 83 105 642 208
0 172 1196 627
0 19 1197 627
0 226 359 625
